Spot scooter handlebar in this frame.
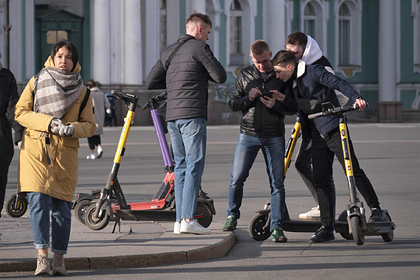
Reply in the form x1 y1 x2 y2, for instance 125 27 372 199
111 90 123 100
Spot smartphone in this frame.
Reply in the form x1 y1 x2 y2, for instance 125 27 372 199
261 90 273 98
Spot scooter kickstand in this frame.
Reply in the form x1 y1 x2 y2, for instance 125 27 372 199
112 217 121 234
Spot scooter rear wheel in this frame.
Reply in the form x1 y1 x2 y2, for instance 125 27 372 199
248 212 271 241
196 202 213 228
350 216 365 245
84 203 110 231
74 200 93 225
6 194 28 218
381 213 394 242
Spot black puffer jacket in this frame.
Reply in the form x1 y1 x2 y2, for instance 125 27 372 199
228 65 296 138
146 34 226 122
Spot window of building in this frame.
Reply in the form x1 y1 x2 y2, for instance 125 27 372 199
160 0 167 51
46 30 68 44
338 3 351 65
335 0 362 78
229 0 243 66
304 2 316 39
302 1 324 50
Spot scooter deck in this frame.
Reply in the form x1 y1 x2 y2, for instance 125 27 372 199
116 209 204 222
282 219 349 233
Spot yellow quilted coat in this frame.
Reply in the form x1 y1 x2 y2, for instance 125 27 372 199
15 57 96 202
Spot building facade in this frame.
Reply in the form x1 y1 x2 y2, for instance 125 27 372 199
1 0 419 124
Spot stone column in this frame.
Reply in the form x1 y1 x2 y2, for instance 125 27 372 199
123 0 142 85
93 0 110 84
264 0 286 54
378 0 401 121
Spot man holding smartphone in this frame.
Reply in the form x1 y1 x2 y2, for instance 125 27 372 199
222 40 296 243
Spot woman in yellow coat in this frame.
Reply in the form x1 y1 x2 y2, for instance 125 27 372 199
15 40 96 275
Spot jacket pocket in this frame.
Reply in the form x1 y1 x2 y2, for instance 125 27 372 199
23 130 45 161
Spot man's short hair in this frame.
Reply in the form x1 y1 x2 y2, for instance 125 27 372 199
250 40 270 56
186 12 212 29
272 50 297 67
285 31 307 48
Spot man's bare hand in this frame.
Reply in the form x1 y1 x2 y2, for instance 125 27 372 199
271 90 285 102
260 95 276 108
249 87 261 101
354 98 366 111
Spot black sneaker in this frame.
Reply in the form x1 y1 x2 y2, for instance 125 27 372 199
308 226 335 243
368 208 387 223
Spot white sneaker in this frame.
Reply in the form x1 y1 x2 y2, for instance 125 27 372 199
86 153 97 160
180 219 211 235
97 148 103 159
299 206 321 220
174 221 181 234
51 255 67 275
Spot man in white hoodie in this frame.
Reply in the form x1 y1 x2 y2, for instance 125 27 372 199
284 32 348 220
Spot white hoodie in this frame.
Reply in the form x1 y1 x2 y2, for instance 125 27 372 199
300 35 348 106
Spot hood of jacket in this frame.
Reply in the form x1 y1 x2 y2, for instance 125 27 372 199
301 35 323 65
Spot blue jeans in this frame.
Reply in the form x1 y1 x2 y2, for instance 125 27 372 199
27 192 72 254
168 118 206 221
227 133 285 231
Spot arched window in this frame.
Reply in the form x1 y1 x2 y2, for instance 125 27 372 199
302 1 324 50
230 0 243 65
335 0 362 78
338 3 351 65
304 3 316 38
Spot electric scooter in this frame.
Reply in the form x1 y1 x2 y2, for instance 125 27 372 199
249 103 395 245
83 91 215 232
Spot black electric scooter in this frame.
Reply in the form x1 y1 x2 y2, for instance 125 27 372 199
249 103 395 245
83 91 215 232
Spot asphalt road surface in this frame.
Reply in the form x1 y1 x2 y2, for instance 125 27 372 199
2 122 420 280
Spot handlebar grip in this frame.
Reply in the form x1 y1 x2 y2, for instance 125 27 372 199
308 111 324 120
159 91 168 99
111 90 123 100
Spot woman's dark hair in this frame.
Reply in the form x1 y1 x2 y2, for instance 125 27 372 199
51 40 79 71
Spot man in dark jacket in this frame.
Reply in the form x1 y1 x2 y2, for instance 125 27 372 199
272 50 387 243
146 12 226 235
222 40 296 243
0 61 23 245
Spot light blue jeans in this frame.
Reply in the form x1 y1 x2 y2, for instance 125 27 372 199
227 133 286 231
27 192 72 254
168 118 206 221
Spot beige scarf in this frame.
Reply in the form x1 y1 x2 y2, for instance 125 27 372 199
33 67 83 118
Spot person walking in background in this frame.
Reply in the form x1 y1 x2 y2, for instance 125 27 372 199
15 40 96 275
86 79 110 159
222 40 296 242
0 56 24 246
146 12 226 235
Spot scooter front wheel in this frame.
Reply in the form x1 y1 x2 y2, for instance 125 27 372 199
74 200 93 225
84 203 110 231
350 216 365 245
248 212 271 241
6 194 28 218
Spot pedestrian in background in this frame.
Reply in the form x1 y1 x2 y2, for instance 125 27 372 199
86 79 110 159
0 55 23 246
146 12 226 235
15 40 96 275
